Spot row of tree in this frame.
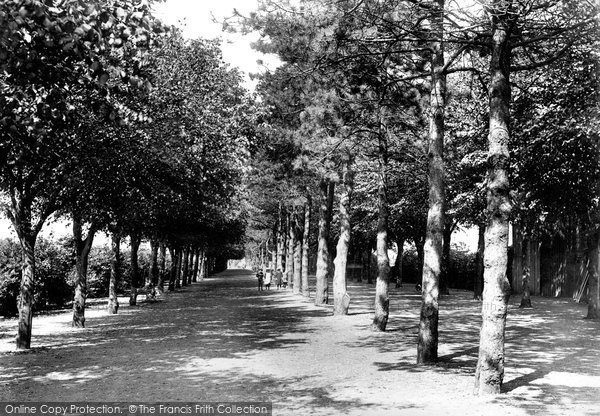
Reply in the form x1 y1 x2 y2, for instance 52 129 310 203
1 1 251 349
239 0 599 396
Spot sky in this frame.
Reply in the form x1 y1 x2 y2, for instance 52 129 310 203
152 0 280 89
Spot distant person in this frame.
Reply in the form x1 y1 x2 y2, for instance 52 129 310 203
264 269 272 290
256 269 264 291
283 270 290 289
275 269 284 289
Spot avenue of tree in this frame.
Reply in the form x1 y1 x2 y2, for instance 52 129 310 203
1 0 252 347
237 0 599 396
0 0 598 399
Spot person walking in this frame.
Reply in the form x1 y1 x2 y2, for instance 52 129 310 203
256 269 264 291
275 269 283 289
264 269 272 290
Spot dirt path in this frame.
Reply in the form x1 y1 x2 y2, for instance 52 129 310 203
1 269 599 415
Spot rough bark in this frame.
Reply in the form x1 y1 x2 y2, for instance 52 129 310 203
333 159 353 315
474 224 485 300
277 202 285 271
72 215 96 328
372 133 391 331
315 179 335 305
474 5 513 395
302 198 311 298
15 232 36 349
5 192 53 348
108 234 121 314
129 234 142 306
286 211 294 287
418 0 446 363
293 206 303 294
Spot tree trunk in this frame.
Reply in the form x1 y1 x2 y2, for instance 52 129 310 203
474 5 513 395
108 234 121 314
302 198 311 298
15 231 36 349
168 246 176 291
181 245 190 286
395 238 405 288
315 179 335 305
72 215 96 328
286 210 294 288
511 223 523 293
520 239 533 308
129 234 142 306
199 250 206 280
155 241 166 299
474 223 485 300
372 133 390 331
277 203 285 271
333 158 353 315
175 247 182 289
586 234 600 319
293 206 303 294
530 238 541 295
417 0 445 362
192 247 200 283
150 239 159 287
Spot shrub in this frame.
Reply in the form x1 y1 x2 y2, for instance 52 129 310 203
0 237 74 316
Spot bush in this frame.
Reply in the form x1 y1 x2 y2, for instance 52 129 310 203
446 247 477 291
0 237 74 316
0 239 22 316
397 245 477 290
0 237 159 317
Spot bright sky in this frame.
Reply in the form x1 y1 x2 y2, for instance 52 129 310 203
152 0 280 89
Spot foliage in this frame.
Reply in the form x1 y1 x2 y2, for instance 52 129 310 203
0 237 73 316
511 48 600 237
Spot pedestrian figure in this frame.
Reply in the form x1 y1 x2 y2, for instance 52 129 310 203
264 269 272 290
256 269 264 291
283 270 290 289
275 268 283 289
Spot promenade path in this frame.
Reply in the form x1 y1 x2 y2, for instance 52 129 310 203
0 269 599 415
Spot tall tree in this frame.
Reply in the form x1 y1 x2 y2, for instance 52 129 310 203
333 156 354 315
418 0 446 364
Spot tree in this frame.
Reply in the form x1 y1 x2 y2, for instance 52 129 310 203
417 0 446 364
0 0 162 348
472 0 598 394
333 155 353 315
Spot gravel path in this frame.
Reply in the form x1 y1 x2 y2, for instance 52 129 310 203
0 269 599 415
